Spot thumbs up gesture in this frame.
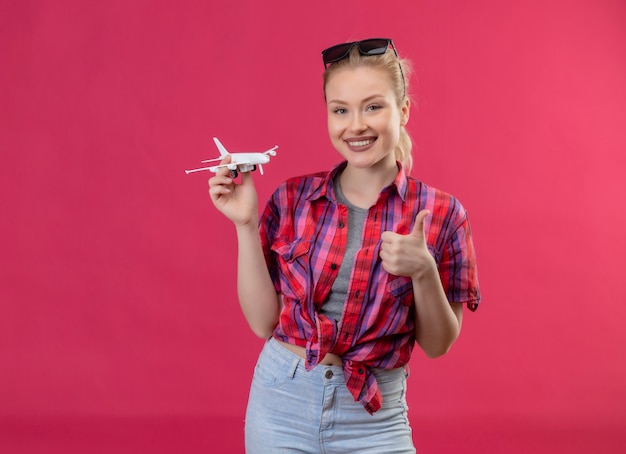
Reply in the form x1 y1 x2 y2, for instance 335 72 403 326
380 210 437 279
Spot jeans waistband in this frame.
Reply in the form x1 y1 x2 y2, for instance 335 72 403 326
264 336 407 384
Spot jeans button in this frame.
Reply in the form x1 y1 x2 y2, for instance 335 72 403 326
325 370 333 379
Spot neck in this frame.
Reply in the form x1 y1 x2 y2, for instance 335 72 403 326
338 162 398 208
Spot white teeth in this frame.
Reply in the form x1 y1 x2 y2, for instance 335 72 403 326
349 139 373 147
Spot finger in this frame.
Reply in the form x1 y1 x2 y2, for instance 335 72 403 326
209 183 232 198
380 231 395 243
240 169 252 182
379 248 389 264
410 210 430 239
208 174 233 186
211 167 231 179
210 155 233 177
208 174 234 197
239 169 256 187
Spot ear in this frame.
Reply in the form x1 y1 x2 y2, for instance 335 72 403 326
400 98 410 126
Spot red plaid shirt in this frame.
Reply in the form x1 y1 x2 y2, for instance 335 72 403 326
259 162 480 414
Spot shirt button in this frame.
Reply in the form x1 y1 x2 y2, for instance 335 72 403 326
330 263 337 270
358 368 364 374
338 222 345 228
325 370 334 379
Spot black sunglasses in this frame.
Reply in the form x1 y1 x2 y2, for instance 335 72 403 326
321 38 406 96
322 38 398 67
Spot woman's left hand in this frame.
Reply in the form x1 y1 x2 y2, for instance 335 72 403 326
379 210 437 279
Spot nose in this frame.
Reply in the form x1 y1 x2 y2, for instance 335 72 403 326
348 112 367 133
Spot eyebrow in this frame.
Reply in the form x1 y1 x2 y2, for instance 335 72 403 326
326 94 387 105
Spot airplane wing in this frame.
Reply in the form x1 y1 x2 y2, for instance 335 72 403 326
209 162 240 171
212 159 253 168
184 165 216 174
186 156 256 174
184 162 238 174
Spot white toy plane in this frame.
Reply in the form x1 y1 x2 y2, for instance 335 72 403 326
185 137 278 177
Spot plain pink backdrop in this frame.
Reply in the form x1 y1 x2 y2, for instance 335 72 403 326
1 0 625 452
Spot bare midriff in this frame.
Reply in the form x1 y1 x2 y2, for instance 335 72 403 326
276 339 343 367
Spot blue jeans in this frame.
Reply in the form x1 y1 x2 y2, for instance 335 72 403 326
245 337 416 453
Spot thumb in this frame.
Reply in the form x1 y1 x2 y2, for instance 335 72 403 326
240 169 255 185
410 210 430 239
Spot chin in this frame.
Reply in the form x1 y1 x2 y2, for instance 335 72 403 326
346 158 380 170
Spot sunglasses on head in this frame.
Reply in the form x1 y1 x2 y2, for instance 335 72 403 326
321 38 406 96
321 38 398 67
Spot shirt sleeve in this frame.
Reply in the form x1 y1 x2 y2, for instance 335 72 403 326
259 186 283 294
438 204 481 311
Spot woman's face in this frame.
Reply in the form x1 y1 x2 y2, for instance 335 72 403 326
325 65 409 171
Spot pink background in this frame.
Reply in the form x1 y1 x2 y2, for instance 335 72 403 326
2 0 625 452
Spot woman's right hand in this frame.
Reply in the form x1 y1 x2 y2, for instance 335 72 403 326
208 155 259 227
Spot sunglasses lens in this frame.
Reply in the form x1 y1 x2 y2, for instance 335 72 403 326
358 39 390 55
322 39 394 66
322 43 353 64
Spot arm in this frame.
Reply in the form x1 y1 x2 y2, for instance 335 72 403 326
234 220 281 338
380 210 462 358
411 265 463 357
208 159 281 338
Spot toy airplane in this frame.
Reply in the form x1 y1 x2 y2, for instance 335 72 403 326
185 137 278 177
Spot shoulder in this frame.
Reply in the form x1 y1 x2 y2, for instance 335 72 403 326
408 177 468 227
281 169 330 189
261 169 332 230
270 169 332 202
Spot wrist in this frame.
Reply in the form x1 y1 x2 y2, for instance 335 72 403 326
235 218 259 232
411 257 438 282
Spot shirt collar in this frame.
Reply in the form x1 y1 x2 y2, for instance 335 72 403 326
307 161 410 203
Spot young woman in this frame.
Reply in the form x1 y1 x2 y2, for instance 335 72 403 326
208 38 480 453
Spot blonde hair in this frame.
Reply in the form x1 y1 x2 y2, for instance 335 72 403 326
323 46 414 173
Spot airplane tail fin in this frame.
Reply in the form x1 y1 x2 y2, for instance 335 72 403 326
213 137 230 157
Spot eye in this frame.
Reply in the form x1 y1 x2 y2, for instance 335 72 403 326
333 107 347 115
366 104 382 112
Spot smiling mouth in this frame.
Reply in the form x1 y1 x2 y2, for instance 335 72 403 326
346 138 376 147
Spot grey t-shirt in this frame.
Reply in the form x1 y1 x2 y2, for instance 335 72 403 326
318 179 367 322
